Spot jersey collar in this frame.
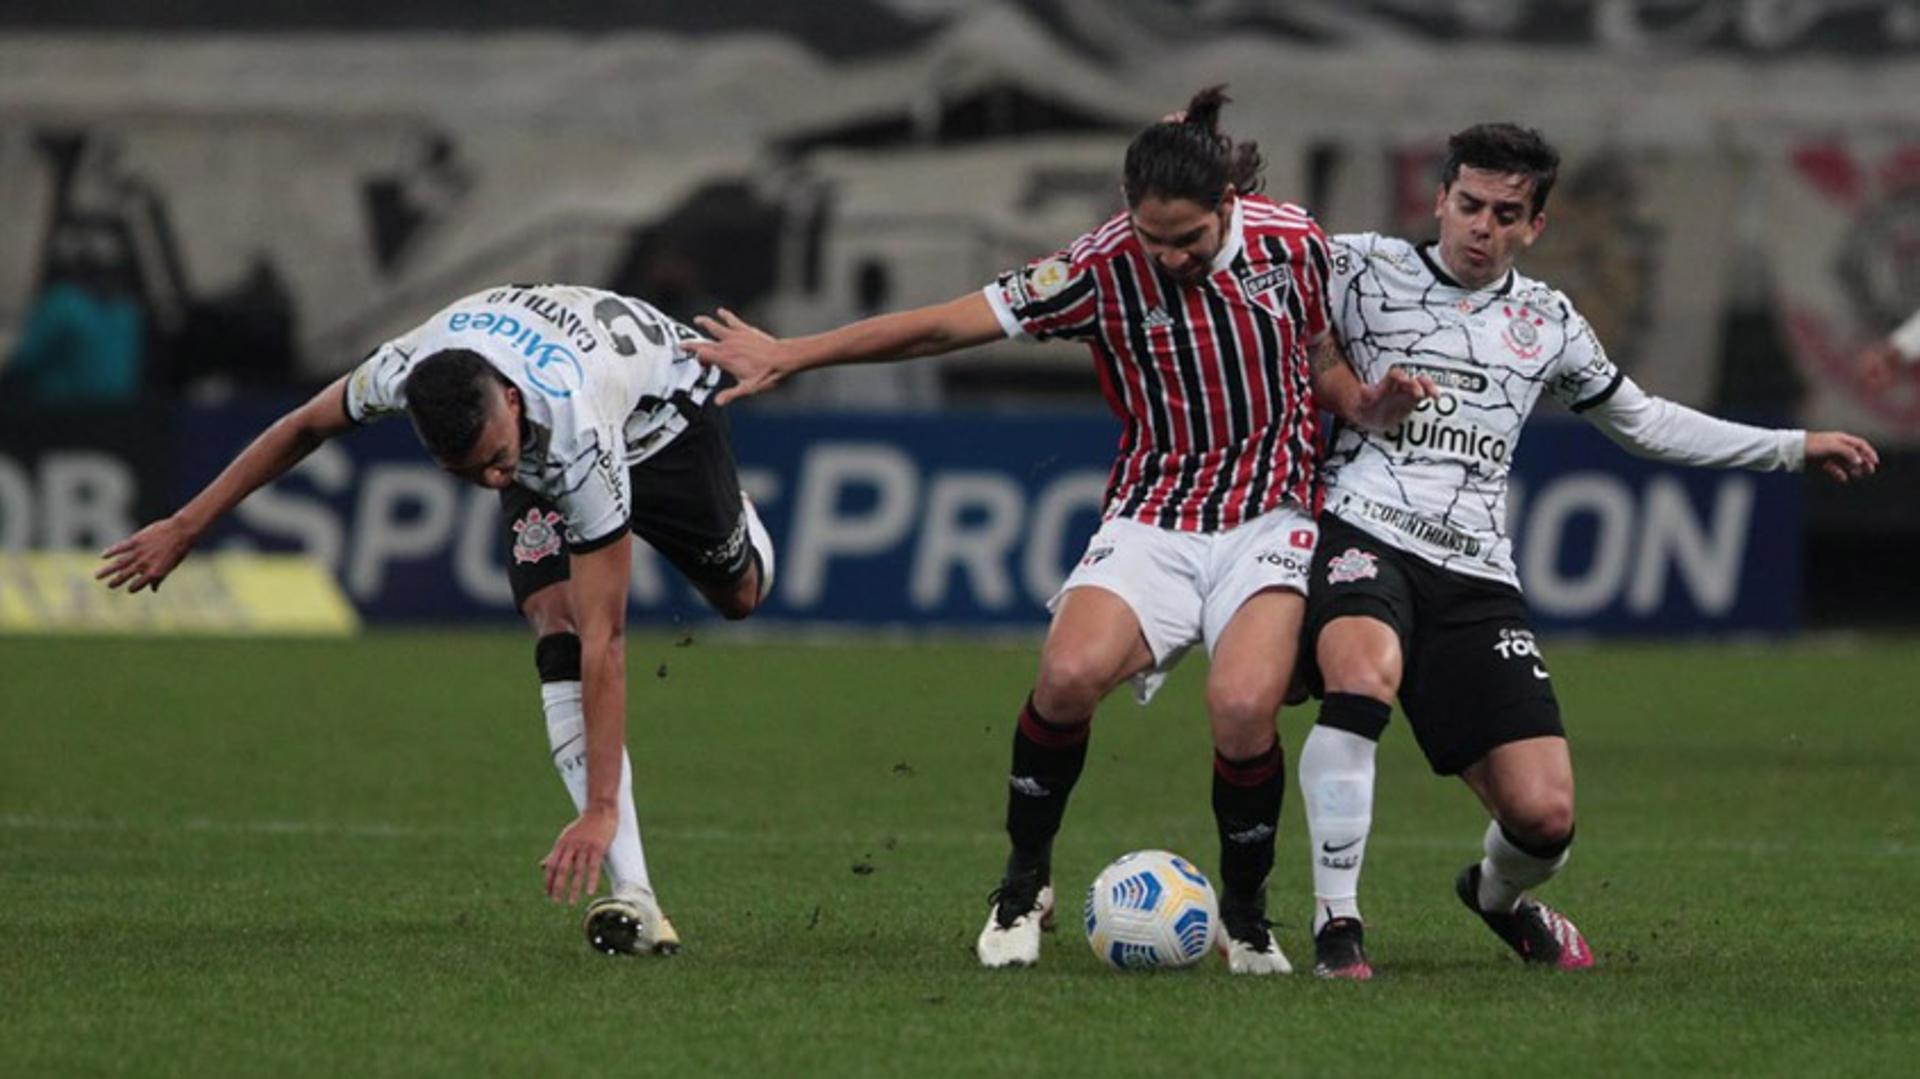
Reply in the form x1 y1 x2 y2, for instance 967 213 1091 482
1212 196 1248 274
1418 242 1514 296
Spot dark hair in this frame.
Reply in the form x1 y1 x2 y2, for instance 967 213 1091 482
403 349 506 460
1123 84 1264 209
1441 123 1560 216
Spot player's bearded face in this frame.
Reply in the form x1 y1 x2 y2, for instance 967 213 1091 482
1434 167 1545 290
1131 194 1231 284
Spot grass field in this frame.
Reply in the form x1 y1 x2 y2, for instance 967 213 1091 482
3 631 1916 1077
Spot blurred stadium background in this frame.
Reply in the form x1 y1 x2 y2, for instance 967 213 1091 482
3 0 1919 634
3 6 1919 1075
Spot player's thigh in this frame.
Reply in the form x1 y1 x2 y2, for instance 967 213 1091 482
1301 514 1415 700
1400 609 1564 778
1042 518 1204 710
500 485 573 618
1460 736 1575 836
1036 585 1157 712
1198 506 1317 727
1317 616 1404 700
627 403 752 596
1205 587 1305 751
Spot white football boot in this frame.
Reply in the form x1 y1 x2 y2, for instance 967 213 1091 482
976 879 1055 968
1220 900 1294 975
584 887 682 956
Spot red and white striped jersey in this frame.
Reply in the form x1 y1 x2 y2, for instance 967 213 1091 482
983 195 1329 533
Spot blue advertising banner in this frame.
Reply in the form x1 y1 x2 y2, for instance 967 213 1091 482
170 403 1802 634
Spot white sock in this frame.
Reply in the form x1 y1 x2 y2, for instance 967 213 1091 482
1476 819 1568 913
741 493 775 603
542 680 653 896
1300 724 1377 934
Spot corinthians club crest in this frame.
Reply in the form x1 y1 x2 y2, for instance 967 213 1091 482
1501 304 1546 360
511 508 564 564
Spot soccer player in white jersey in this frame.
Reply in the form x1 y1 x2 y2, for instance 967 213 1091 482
97 284 777 957
1294 124 1879 979
691 86 1433 974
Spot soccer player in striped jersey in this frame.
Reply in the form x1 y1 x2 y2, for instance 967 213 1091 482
692 86 1432 973
97 284 778 957
1296 124 1879 979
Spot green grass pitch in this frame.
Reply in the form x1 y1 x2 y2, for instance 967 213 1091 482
3 632 1916 1076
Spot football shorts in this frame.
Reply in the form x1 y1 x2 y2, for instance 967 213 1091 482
1051 505 1318 704
1303 512 1564 775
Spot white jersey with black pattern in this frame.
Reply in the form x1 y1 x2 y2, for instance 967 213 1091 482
1321 232 1621 588
343 284 723 549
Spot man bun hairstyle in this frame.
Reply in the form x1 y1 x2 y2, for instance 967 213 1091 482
404 349 506 461
1124 84 1265 210
1442 123 1561 216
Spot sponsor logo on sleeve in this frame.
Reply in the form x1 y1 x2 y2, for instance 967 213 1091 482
1027 259 1072 299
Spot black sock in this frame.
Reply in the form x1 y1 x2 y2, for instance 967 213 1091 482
1004 695 1090 878
1213 740 1285 908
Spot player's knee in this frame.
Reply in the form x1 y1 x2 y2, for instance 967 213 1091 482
1502 797 1575 849
708 573 760 621
1033 653 1113 719
1321 657 1398 702
1206 680 1282 735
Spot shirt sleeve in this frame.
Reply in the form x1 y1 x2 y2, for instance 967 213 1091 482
557 422 634 553
1580 375 1805 472
343 345 411 424
1545 303 1626 412
1298 220 1333 346
983 250 1100 343
1323 232 1376 377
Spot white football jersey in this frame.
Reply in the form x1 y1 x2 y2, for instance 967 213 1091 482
1322 233 1622 587
344 284 722 550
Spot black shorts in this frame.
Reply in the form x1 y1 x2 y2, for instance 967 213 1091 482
500 402 750 609
1302 512 1564 776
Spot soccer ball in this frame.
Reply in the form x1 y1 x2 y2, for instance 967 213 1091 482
1083 850 1219 970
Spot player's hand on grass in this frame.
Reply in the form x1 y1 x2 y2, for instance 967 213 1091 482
1805 431 1880 484
1353 367 1440 431
540 807 617 904
689 308 787 405
96 514 197 593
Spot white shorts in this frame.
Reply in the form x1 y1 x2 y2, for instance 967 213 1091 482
1048 506 1319 704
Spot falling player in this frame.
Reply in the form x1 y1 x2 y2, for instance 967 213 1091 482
1295 124 1879 979
97 284 777 957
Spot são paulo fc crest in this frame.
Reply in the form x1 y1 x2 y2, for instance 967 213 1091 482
1326 548 1379 585
511 508 564 564
1501 305 1545 361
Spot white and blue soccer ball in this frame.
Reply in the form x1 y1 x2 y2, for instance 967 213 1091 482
1083 849 1219 970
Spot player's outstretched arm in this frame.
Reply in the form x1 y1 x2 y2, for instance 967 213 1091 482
689 292 1005 405
96 376 356 593
1308 336 1437 431
1582 378 1878 482
539 532 633 905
